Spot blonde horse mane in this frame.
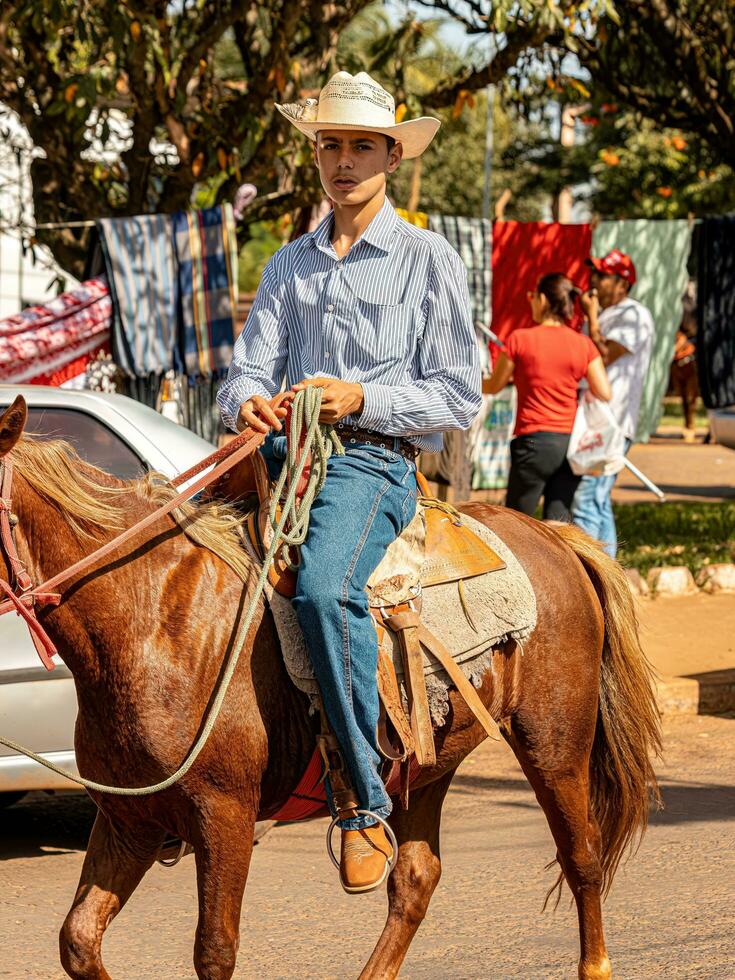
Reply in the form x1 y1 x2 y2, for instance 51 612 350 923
10 436 254 582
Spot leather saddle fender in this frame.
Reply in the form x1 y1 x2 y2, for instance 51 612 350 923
421 505 506 587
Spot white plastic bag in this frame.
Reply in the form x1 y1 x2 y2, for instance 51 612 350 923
567 397 627 476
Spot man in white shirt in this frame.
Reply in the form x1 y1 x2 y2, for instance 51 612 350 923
574 249 654 557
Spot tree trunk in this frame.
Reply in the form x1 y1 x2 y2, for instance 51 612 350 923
407 157 423 213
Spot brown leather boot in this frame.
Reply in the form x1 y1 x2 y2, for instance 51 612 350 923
339 823 394 894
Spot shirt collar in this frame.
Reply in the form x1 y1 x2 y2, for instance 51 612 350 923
311 197 398 257
312 209 334 253
360 198 398 253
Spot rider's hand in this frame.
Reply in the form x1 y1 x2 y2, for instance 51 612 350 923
580 288 600 318
236 394 291 434
291 378 365 424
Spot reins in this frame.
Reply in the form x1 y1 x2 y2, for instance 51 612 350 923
0 421 266 623
0 387 341 796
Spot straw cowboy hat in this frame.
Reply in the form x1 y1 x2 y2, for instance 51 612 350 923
275 71 440 159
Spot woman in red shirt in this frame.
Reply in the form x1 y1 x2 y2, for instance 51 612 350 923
487 273 611 520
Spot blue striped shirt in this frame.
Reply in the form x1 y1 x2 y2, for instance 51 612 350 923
217 198 481 452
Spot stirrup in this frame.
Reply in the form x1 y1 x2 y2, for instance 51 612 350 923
325 810 399 873
157 838 188 868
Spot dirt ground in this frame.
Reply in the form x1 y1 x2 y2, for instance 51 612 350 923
0 710 733 980
636 592 735 678
613 434 735 504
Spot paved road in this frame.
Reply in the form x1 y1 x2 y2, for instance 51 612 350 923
614 435 735 503
1 712 733 979
470 433 735 506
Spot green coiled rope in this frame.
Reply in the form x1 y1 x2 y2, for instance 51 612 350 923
268 385 343 569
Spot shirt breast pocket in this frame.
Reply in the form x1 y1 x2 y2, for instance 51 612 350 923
344 266 415 364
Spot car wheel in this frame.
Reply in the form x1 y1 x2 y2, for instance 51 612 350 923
0 791 26 809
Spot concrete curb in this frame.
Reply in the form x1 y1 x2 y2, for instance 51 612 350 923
630 563 735 598
656 669 735 715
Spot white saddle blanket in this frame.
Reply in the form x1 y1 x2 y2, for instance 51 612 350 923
253 512 537 723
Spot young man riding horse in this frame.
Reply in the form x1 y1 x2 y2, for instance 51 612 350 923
217 71 481 893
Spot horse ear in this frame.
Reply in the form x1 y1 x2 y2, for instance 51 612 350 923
0 396 28 457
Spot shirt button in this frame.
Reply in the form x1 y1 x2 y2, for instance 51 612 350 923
327 304 334 312
324 352 331 358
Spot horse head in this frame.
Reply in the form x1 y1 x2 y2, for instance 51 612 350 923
0 393 62 672
0 395 27 459
0 396 29 585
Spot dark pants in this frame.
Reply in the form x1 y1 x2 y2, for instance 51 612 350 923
670 357 699 430
505 431 580 521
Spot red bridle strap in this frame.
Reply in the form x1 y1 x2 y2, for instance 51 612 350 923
0 459 60 669
0 580 59 670
284 399 312 500
0 456 32 591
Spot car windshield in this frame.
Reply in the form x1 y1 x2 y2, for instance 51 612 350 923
2 406 146 480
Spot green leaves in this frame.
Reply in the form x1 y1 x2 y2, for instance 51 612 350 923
12 0 727 278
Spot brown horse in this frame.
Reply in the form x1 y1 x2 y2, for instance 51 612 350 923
0 397 660 980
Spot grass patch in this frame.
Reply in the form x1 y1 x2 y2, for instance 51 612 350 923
614 502 735 577
658 414 707 430
657 396 708 430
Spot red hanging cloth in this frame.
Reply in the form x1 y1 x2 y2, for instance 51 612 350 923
491 221 593 346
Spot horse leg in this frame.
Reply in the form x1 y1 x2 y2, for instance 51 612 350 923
512 736 611 980
359 769 456 980
192 802 256 980
60 809 158 979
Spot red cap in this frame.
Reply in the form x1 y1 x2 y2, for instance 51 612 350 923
586 248 637 285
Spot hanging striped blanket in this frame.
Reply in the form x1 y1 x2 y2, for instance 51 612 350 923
428 214 491 331
172 203 238 378
97 214 178 378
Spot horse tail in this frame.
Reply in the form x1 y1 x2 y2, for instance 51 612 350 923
550 521 662 896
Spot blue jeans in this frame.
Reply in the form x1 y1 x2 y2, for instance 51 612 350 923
262 434 418 830
571 439 632 558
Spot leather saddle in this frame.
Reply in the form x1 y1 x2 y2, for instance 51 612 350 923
212 447 506 775
235 459 505 600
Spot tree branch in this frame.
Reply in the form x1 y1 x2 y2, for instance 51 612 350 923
412 0 488 34
176 0 251 93
425 21 557 108
575 1 735 163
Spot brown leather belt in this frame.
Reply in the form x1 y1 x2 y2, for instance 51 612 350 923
334 423 419 461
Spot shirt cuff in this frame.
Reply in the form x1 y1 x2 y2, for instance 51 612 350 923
216 379 271 432
357 383 393 432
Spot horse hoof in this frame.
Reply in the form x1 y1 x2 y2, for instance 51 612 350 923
579 956 612 980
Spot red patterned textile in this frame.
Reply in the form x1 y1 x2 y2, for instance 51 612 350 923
491 221 593 344
0 277 111 384
29 343 112 387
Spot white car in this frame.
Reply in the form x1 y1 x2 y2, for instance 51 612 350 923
0 386 214 805
709 408 735 451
